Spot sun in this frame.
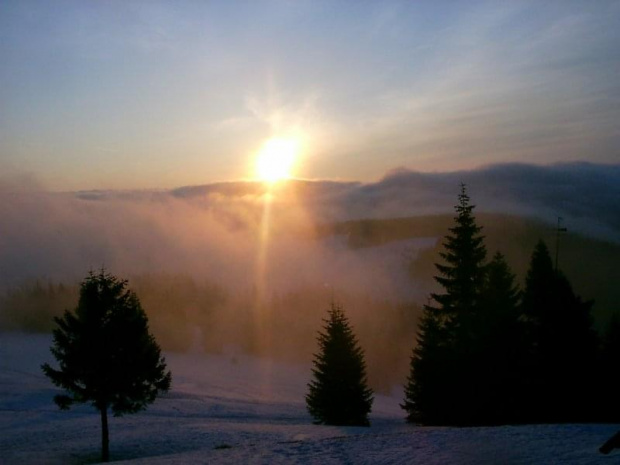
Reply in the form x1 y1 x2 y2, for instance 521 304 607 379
255 138 300 183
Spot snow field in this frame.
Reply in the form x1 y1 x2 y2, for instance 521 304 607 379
1 333 618 464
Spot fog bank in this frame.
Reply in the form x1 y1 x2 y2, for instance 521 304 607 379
1 162 617 290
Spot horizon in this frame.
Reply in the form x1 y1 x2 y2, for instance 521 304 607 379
5 159 619 194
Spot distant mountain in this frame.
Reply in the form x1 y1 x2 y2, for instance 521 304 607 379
74 162 620 243
171 179 360 200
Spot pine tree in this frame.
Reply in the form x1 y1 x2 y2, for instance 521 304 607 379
521 240 598 422
476 252 523 424
600 314 620 422
433 184 487 330
521 241 556 334
306 302 373 426
402 184 487 425
402 306 453 424
41 270 171 462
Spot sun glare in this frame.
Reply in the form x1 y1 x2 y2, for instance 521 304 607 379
255 138 300 183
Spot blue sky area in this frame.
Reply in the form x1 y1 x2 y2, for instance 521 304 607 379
1 0 619 190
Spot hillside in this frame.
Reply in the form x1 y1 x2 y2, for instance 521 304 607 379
319 213 620 323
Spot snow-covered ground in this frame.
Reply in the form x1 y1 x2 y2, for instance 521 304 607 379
1 333 618 464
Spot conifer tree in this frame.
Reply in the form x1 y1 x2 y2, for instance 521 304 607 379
521 240 556 333
600 314 620 422
42 270 171 462
402 305 453 424
433 184 488 328
306 302 373 426
521 240 598 422
403 184 487 425
475 252 523 424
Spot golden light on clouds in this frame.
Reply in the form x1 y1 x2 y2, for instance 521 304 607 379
255 138 300 183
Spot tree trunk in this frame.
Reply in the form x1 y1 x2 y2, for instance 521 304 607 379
101 405 109 462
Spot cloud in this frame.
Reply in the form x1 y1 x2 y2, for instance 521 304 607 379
0 163 617 295
0 179 404 301
331 162 620 241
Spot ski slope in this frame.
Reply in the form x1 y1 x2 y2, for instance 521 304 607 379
1 333 617 464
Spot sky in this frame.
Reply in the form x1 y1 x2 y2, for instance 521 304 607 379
1 0 619 191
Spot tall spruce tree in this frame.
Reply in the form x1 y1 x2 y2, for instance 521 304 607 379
306 302 373 426
402 184 487 425
42 270 171 462
521 240 598 422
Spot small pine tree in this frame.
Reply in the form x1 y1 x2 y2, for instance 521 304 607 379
306 302 373 426
402 184 487 425
41 270 171 462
